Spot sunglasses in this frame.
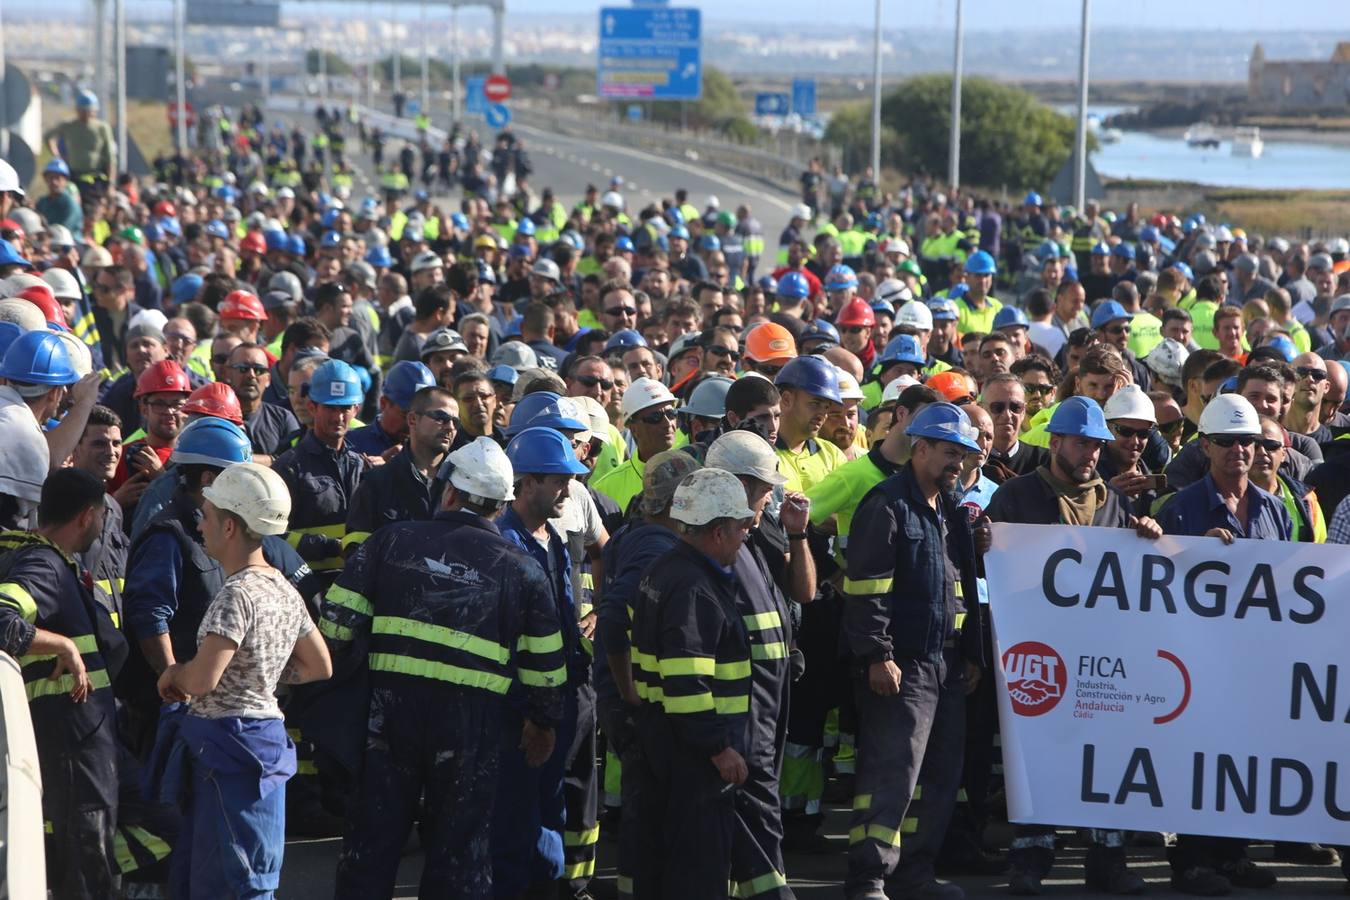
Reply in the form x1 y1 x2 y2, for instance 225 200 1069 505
1111 422 1155 440
1105 324 1131 336
633 408 677 425
418 408 456 425
606 306 637 317
1207 434 1257 448
1296 366 1328 383
841 325 870 335
1253 437 1285 452
707 346 740 360
1159 419 1185 434
231 363 269 376
575 374 615 390
1021 383 1054 396
987 400 1026 416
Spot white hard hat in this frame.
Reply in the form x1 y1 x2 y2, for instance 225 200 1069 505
706 195 720 210
1198 394 1261 437
10 208 42 236
0 159 24 196
201 462 292 536
895 299 932 330
45 224 75 249
1102 384 1156 424
41 267 83 301
620 376 675 423
1214 225 1234 243
81 245 113 268
791 203 812 221
53 330 92 377
876 278 914 307
129 308 169 333
601 191 623 209
669 467 755 526
705 431 788 486
0 298 47 332
410 250 444 273
446 436 515 502
1143 338 1189 385
570 394 612 444
881 374 921 404
1331 237 1350 256
882 238 911 257
834 367 865 402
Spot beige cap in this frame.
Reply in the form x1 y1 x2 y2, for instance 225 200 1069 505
705 431 788 486
669 468 755 526
570 394 612 444
53 330 92 377
640 449 702 516
0 298 47 332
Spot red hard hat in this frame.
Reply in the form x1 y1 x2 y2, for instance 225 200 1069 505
183 381 243 424
134 360 192 398
153 200 178 219
1151 213 1168 227
239 231 267 256
16 285 67 327
0 219 25 243
835 298 876 329
219 290 267 321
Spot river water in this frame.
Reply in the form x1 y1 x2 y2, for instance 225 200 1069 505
1071 106 1350 191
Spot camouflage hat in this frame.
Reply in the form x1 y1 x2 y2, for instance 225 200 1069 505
640 449 702 516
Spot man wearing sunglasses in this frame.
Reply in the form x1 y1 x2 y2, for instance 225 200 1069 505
1091 300 1152 392
1155 393 1291 896
225 343 298 466
591 377 677 513
599 281 639 334
1284 352 1332 443
1098 385 1162 517
701 329 740 379
979 374 1047 479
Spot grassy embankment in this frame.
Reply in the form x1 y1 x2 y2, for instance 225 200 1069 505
33 100 172 192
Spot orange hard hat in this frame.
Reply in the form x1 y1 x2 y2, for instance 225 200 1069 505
835 298 876 329
134 359 192 398
925 370 978 403
16 284 66 327
219 290 267 321
183 381 243 424
744 322 798 364
239 231 267 256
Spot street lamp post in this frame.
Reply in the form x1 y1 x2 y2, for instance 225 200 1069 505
948 0 964 191
869 0 882 180
1073 0 1092 210
174 0 187 152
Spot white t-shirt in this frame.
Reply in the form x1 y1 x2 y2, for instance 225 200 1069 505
1028 321 1067 358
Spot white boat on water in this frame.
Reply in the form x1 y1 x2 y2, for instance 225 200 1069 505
1232 126 1264 159
1098 127 1124 144
1184 123 1220 148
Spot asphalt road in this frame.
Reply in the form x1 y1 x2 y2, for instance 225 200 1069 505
277 810 1347 898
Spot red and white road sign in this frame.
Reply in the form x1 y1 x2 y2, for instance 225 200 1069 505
484 74 512 103
167 101 197 128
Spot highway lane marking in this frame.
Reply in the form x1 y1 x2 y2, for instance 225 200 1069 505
514 122 794 214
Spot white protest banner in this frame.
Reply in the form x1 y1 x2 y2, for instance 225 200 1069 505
985 523 1350 845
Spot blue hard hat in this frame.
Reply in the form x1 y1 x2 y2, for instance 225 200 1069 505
698 234 721 253
1091 300 1131 330
365 246 393 268
1192 213 1207 227
1048 396 1114 441
1263 335 1297 363
503 315 522 339
171 417 253 467
825 264 858 291
561 230 585 252
286 234 306 257
504 391 561 436
1023 191 1043 207
964 250 997 275
43 158 71 178
615 236 635 253
993 306 1030 330
669 225 690 241
777 271 810 300
0 239 31 269
928 298 959 321
515 218 536 237
1063 264 1079 282
171 273 203 305
263 228 288 251
0 330 77 385
0 321 22 359
866 211 885 231
1139 226 1159 244
204 219 230 240
414 189 429 202
871 298 896 318
1090 241 1111 257
1218 375 1239 395
316 193 334 211
664 207 685 226
511 394 589 437
451 212 470 230
1111 242 1136 261
774 354 842 404
307 359 363 406
76 89 99 110
158 216 182 238
879 333 926 367
947 283 969 300
757 274 777 293
360 196 380 212
507 244 531 260
1173 261 1194 281
905 402 982 452
142 222 163 242
320 230 342 249
604 329 647 354
382 360 435 410
506 426 589 476
214 185 237 203
799 318 840 347
488 364 519 386
1036 241 1066 263
475 258 497 284
320 208 341 228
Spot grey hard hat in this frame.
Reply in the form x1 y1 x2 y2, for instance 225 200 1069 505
682 375 734 419
491 340 538 370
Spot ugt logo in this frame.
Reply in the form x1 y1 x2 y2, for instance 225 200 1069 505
1002 641 1066 716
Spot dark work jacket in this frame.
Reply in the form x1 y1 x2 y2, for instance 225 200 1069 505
594 518 679 707
985 468 1135 528
733 540 791 773
343 445 444 552
842 464 984 667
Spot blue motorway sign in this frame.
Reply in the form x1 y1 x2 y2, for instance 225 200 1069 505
627 104 643 122
465 76 487 115
598 7 701 101
485 102 512 129
405 99 421 116
792 78 817 116
754 93 790 117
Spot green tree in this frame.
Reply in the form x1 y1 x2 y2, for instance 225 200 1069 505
825 104 900 173
644 65 750 136
828 75 1087 190
306 50 352 77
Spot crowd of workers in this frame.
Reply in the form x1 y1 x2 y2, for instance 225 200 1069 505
2 89 1348 900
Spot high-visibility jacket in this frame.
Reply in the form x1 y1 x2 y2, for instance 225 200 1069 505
955 294 1004 337
775 436 845 494
591 453 647 513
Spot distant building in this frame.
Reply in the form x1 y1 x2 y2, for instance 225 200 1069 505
1248 42 1350 110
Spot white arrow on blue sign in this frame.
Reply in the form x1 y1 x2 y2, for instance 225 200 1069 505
754 93 790 117
485 102 512 129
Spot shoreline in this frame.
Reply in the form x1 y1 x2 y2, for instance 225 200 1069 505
1130 125 1350 148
